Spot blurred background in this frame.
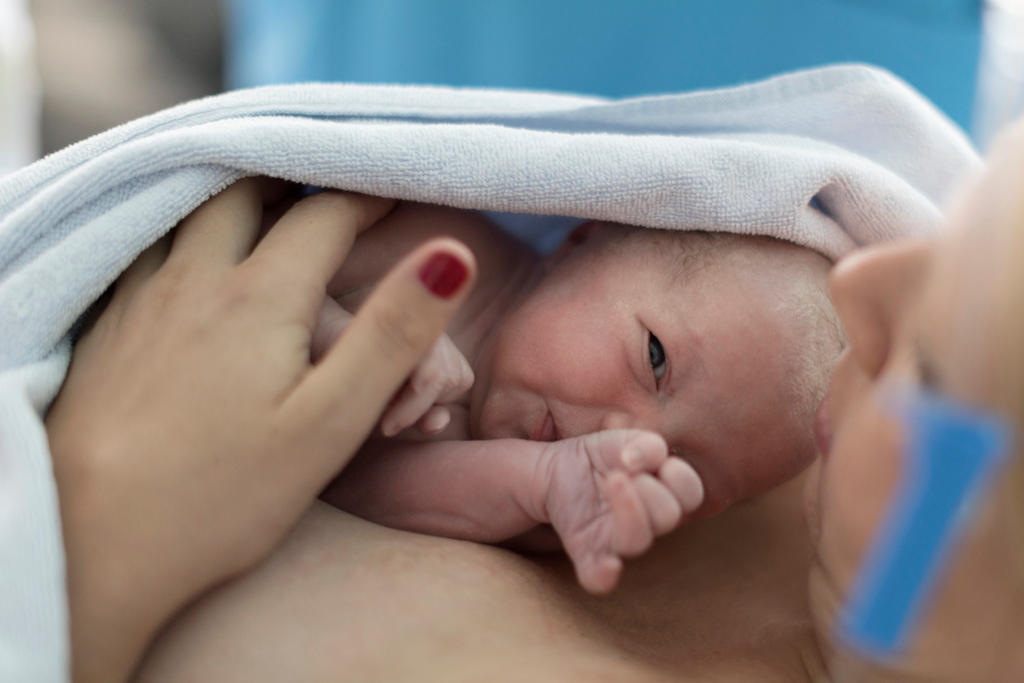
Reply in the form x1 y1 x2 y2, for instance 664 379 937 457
2 0 1022 177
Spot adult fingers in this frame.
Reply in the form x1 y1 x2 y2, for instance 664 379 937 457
284 237 476 469
108 234 172 312
166 178 264 271
248 191 396 302
256 176 296 206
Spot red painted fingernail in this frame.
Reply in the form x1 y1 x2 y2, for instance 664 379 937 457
418 251 468 299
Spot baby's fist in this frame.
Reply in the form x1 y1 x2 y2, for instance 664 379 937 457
380 331 473 437
311 295 473 437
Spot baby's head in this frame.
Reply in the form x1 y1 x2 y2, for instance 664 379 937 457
470 221 842 516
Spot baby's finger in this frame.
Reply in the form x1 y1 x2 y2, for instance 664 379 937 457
421 334 475 404
605 471 654 558
380 379 437 436
633 473 683 536
620 433 668 473
416 406 451 435
659 458 705 515
578 430 666 474
577 555 623 596
286 238 476 471
380 336 472 435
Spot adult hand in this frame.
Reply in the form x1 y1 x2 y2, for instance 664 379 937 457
45 179 477 682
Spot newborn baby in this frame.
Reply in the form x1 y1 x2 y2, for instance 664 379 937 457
318 201 840 592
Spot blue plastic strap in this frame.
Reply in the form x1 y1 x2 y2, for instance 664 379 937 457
838 389 1011 659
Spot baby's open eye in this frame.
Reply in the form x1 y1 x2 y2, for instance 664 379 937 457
649 332 667 382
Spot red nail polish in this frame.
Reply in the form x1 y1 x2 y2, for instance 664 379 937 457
418 251 468 298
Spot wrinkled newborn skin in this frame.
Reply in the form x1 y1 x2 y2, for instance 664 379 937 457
321 202 840 591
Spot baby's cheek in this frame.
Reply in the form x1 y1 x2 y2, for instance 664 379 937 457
676 454 739 519
751 392 822 487
688 422 817 519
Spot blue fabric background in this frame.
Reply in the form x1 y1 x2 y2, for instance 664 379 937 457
224 0 981 134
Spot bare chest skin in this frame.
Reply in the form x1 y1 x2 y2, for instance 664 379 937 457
556 472 822 681
137 474 821 682
326 202 540 440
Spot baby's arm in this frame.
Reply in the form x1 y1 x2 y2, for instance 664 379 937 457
321 431 704 593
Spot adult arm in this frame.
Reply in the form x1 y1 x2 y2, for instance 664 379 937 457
46 180 477 682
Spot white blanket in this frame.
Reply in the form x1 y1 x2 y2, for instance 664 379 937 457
0 64 981 680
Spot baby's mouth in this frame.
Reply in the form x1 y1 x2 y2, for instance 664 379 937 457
530 411 558 442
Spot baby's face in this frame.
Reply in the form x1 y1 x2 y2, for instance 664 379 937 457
470 223 838 516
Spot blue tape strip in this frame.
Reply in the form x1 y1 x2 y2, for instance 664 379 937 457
838 389 1011 659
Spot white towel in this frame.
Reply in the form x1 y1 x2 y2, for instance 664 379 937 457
0 64 982 680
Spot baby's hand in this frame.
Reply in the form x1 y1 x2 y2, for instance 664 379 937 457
312 296 473 437
538 430 704 594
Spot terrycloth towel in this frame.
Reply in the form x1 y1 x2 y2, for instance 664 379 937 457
0 64 981 680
